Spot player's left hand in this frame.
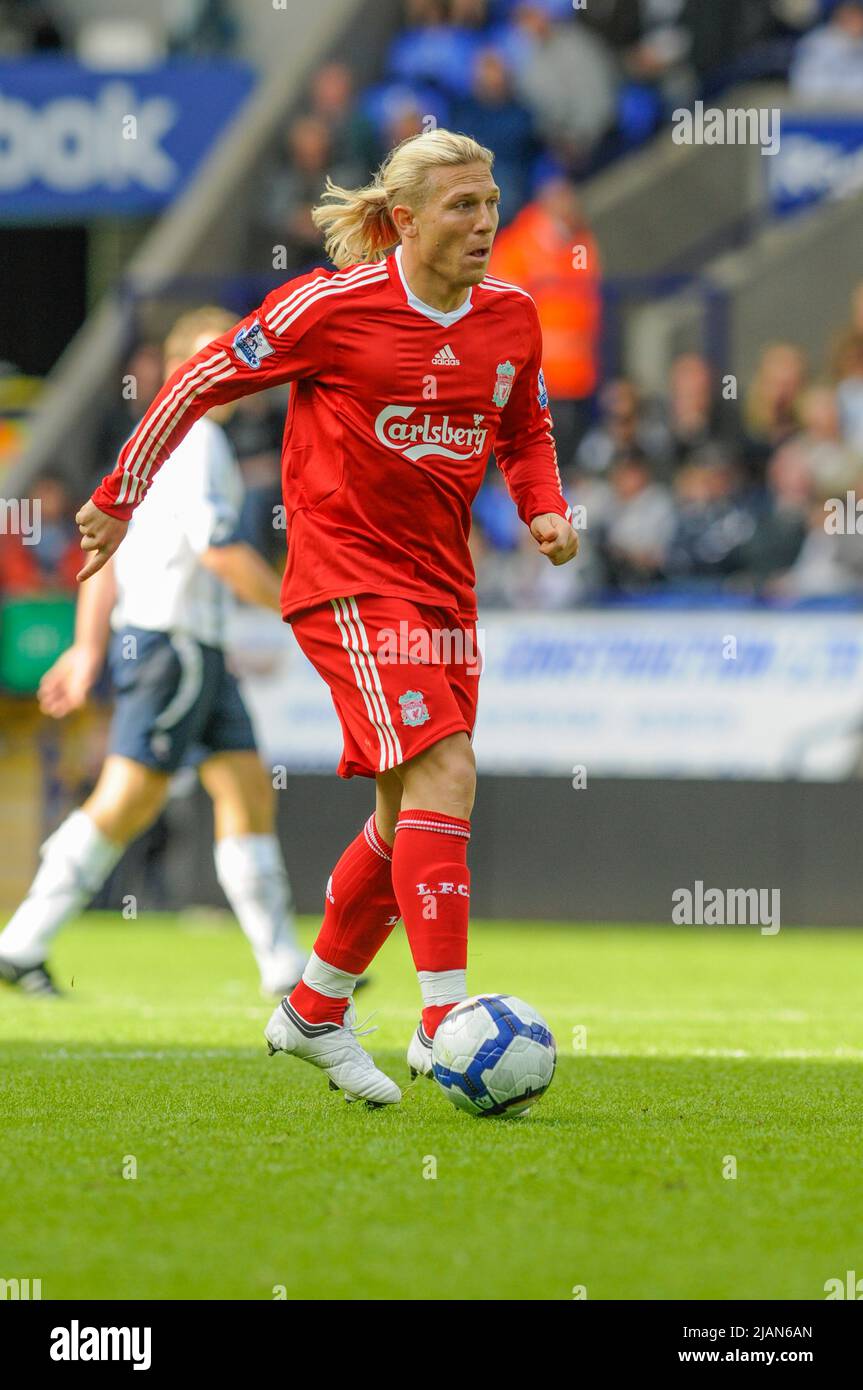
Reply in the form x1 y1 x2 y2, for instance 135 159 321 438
75 499 128 581
530 512 579 566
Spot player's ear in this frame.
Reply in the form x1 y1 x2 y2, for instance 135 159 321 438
391 203 416 239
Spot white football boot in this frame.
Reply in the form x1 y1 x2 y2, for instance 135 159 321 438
407 1022 434 1079
265 996 401 1106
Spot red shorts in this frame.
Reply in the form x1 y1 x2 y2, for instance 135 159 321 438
291 594 481 779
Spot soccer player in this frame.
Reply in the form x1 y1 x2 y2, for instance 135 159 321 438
72 130 578 1104
0 309 306 998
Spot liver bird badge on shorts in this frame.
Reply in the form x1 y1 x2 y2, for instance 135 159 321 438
399 690 430 727
492 360 515 408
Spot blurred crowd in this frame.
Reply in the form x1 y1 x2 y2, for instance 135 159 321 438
473 294 863 606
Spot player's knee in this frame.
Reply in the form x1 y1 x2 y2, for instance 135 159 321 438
409 735 476 815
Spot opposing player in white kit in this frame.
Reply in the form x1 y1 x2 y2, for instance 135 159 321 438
0 308 307 998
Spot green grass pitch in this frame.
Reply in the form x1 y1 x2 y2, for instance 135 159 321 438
1 915 861 1301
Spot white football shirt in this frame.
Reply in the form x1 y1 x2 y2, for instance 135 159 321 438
111 417 243 648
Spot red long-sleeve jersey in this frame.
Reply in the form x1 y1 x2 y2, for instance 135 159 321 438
92 249 572 621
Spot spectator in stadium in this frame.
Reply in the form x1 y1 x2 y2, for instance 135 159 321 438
388 0 485 99
507 1 620 172
774 480 863 596
770 383 862 495
618 0 694 107
596 445 678 591
726 443 811 590
790 0 863 100
0 472 80 596
452 48 538 221
404 0 449 22
258 116 346 272
664 351 740 472
743 342 809 474
384 99 434 152
664 446 759 585
573 377 671 482
308 62 381 185
450 0 489 29
490 176 602 464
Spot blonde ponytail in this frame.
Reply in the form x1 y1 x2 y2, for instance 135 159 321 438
311 127 494 269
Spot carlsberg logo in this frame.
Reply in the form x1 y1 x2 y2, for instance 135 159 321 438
375 405 488 461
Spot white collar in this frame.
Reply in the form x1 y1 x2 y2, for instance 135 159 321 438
395 244 474 327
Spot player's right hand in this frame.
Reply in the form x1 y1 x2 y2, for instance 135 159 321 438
38 645 101 719
75 499 128 581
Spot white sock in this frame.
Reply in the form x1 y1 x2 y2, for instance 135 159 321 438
0 810 124 968
213 833 304 992
417 968 468 1007
302 949 359 999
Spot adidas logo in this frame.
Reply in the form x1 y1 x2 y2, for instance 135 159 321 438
431 344 460 366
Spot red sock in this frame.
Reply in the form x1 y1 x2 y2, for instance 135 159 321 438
288 815 399 1025
391 809 471 1037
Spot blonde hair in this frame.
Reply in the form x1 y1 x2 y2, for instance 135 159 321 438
164 305 236 362
311 127 494 269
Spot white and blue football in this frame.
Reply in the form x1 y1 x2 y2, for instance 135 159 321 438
431 994 556 1118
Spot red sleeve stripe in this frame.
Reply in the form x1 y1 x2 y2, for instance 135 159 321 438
115 352 237 506
266 265 388 337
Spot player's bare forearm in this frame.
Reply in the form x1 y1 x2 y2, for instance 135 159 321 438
199 542 283 613
75 499 129 581
74 555 116 660
530 512 579 565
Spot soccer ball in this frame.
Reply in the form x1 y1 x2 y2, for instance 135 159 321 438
431 994 556 1118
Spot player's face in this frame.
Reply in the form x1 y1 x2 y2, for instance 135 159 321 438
417 163 501 288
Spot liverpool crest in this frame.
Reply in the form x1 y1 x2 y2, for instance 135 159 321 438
399 690 430 727
492 360 515 407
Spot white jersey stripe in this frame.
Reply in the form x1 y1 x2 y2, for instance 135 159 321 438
335 597 400 768
479 277 532 300
330 599 397 771
265 262 381 331
116 353 231 505
120 362 237 507
395 818 470 838
330 598 387 770
270 270 388 338
364 819 392 862
345 596 403 766
118 351 230 497
267 265 386 335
